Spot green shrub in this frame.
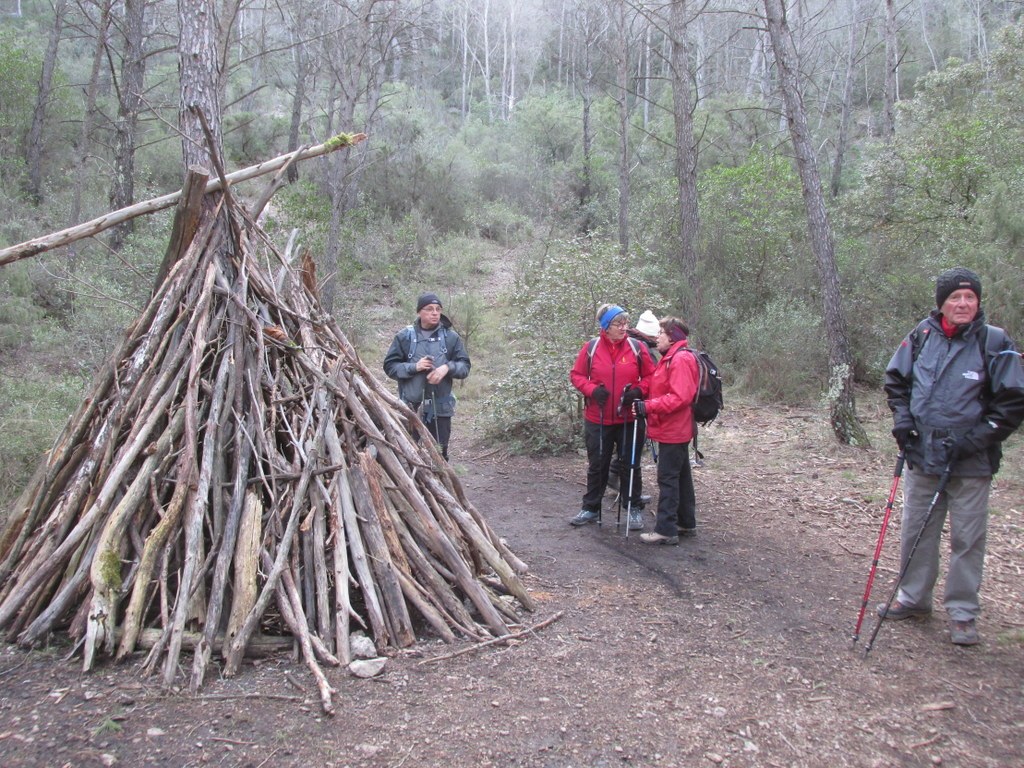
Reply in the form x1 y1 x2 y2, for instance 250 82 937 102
470 201 532 246
0 373 87 508
730 298 828 404
484 237 665 454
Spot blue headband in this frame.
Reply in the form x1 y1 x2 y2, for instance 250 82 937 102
599 306 625 330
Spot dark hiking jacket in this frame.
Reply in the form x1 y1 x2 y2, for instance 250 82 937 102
885 309 1024 476
383 315 470 419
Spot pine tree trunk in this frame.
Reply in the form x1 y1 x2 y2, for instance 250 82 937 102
109 0 147 249
670 0 702 326
763 0 868 447
24 0 68 203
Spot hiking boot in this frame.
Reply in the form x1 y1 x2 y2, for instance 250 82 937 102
640 532 679 545
570 509 600 527
677 527 697 538
950 619 980 646
876 600 931 620
627 511 644 531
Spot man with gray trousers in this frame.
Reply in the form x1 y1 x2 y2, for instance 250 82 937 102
880 267 1024 645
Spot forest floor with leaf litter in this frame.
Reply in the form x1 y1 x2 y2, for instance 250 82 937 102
0 393 1022 768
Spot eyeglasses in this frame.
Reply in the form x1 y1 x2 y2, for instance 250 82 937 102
609 319 629 328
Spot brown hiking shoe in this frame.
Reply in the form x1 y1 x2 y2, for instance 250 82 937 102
950 619 980 646
876 600 931 620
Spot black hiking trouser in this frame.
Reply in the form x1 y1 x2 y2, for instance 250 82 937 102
653 441 696 536
581 420 644 514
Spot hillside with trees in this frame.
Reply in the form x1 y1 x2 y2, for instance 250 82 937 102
1 0 1023 490
1 2 1023 762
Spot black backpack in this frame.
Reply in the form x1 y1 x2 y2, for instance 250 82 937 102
685 348 724 426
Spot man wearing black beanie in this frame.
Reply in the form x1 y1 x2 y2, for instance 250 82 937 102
880 267 1024 646
383 292 471 460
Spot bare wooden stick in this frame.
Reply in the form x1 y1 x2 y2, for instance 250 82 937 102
0 133 366 266
418 611 565 665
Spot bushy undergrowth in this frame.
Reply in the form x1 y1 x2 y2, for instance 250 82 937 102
727 297 828 405
0 373 87 508
483 239 666 454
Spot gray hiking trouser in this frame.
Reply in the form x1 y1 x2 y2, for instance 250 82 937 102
897 468 990 622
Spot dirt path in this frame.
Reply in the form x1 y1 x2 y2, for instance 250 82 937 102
1 397 1022 767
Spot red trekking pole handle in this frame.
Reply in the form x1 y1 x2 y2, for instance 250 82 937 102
851 451 906 645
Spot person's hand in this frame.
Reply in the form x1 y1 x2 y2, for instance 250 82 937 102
892 423 918 451
591 385 610 407
426 364 449 385
621 386 643 408
633 400 646 418
948 433 983 463
415 356 435 372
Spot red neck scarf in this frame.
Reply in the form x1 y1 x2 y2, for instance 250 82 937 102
940 315 960 338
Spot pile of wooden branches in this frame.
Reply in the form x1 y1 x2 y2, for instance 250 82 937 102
0 145 533 714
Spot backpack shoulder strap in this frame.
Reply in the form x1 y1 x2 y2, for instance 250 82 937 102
586 338 599 379
440 327 455 355
982 324 1005 367
910 318 933 362
626 337 643 371
401 325 416 359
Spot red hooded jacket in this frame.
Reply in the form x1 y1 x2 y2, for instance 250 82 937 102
642 339 699 444
570 332 656 426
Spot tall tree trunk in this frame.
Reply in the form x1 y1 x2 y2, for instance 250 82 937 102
68 0 113 282
24 0 69 203
670 0 702 327
286 29 308 184
321 0 397 312
762 0 867 446
481 0 493 121
178 0 224 172
461 1 470 119
612 0 630 256
882 0 897 141
830 3 862 198
109 0 146 249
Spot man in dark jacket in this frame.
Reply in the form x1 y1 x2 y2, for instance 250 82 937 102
383 292 471 460
880 267 1024 646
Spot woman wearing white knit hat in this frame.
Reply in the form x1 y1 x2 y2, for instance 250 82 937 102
633 310 661 344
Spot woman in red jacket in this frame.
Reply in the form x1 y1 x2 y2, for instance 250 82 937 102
633 317 701 545
569 304 656 530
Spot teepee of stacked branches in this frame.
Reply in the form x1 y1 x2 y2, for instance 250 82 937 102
0 135 534 714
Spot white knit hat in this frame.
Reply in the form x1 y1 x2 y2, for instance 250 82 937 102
634 310 660 339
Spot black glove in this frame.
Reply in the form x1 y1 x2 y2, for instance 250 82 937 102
891 423 918 451
948 423 997 463
633 400 647 418
591 385 610 407
621 386 643 408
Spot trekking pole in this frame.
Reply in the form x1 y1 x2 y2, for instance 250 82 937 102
851 451 905 646
616 385 630 531
425 384 442 447
863 460 953 656
624 410 641 539
598 398 605 527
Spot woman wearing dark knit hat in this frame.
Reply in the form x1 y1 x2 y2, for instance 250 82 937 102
383 292 471 460
879 267 1024 646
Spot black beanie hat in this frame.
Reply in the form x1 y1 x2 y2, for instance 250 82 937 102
416 292 442 312
935 267 981 308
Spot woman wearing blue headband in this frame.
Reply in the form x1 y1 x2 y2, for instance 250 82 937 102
569 303 657 530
